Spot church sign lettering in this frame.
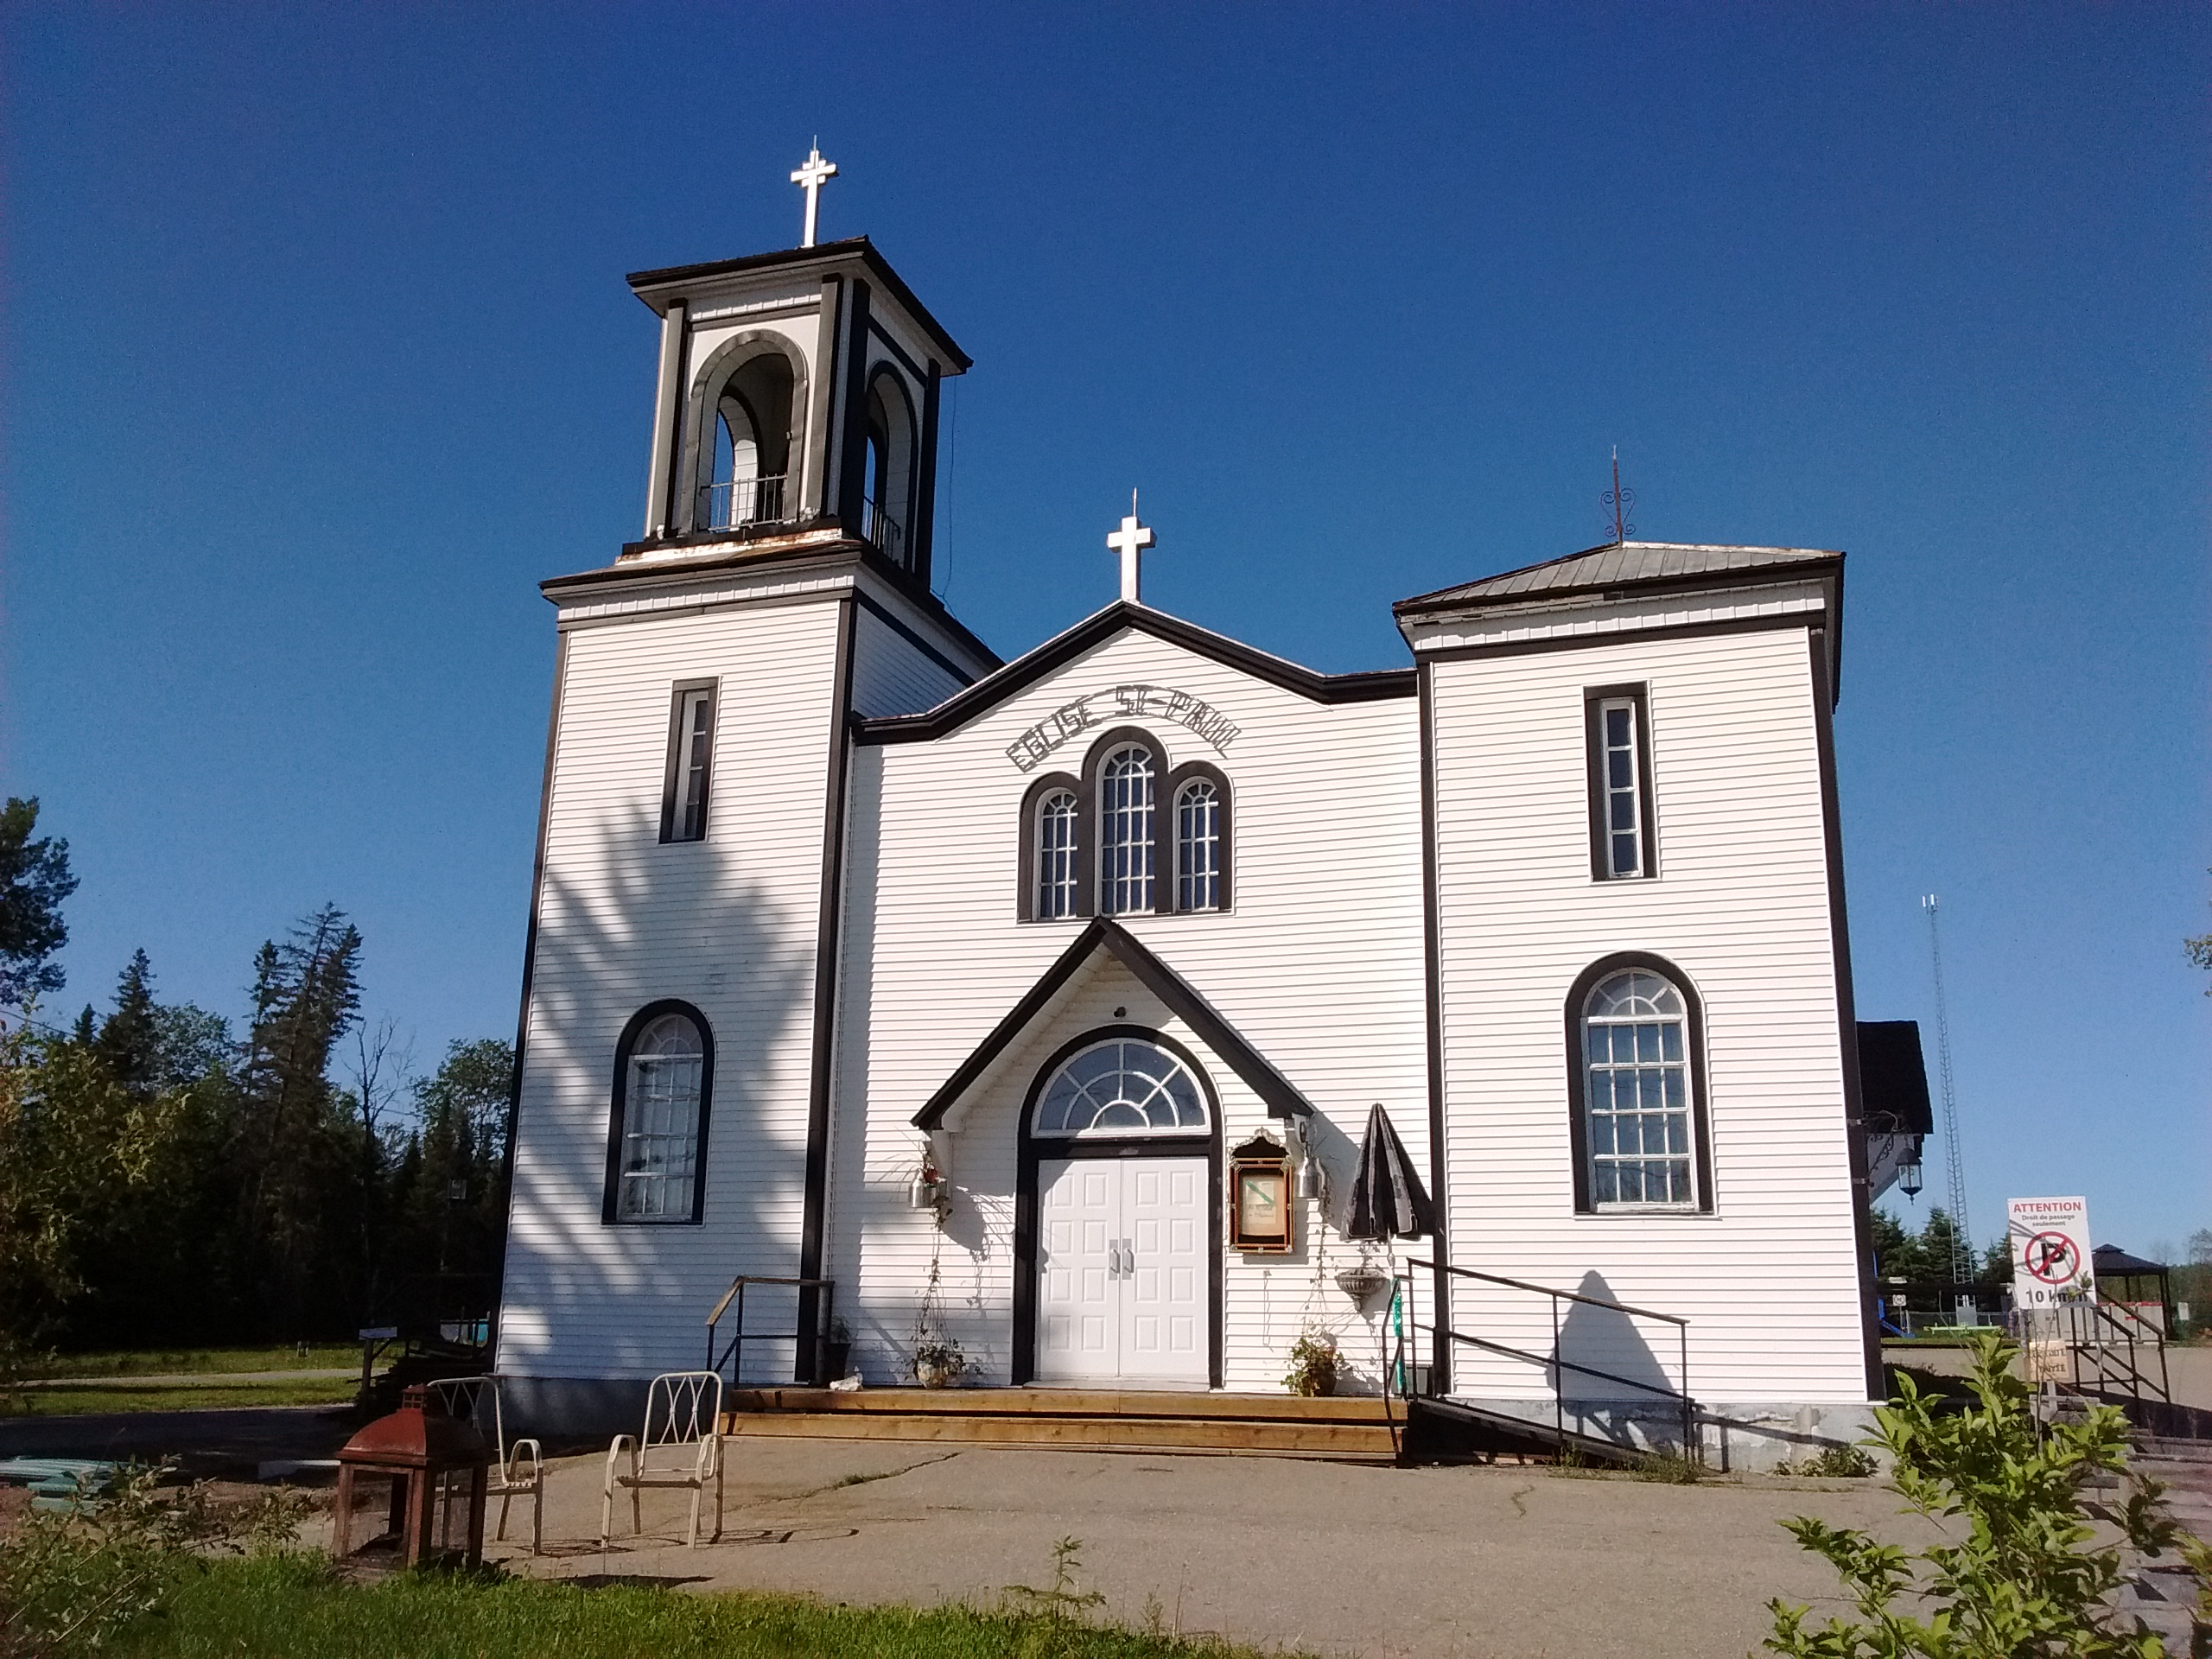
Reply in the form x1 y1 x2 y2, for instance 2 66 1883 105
1005 684 1241 772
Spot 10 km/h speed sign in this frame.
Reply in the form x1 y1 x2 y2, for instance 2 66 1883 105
2008 1196 2094 1308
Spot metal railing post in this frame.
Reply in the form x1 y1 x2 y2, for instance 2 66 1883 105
1551 1292 1563 1446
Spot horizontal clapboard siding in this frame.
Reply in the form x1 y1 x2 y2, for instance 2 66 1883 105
1428 622 1867 1405
828 628 1427 1391
849 605 970 719
498 594 846 1382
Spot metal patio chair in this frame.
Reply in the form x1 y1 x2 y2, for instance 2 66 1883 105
602 1370 724 1548
424 1374 545 1554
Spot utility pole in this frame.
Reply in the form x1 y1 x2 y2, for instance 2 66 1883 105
1922 894 1972 1283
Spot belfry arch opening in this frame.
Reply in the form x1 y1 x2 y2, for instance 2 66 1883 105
861 369 916 570
697 348 797 533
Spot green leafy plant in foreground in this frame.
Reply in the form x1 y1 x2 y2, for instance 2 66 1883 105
1764 1329 2211 1657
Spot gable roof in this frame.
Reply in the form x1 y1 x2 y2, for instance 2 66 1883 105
911 917 1316 1129
1394 541 1842 619
855 601 1412 747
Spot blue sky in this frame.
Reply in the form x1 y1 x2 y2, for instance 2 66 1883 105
4 5 2206 1255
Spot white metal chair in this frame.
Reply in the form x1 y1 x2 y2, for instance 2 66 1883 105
602 1370 724 1548
425 1374 544 1554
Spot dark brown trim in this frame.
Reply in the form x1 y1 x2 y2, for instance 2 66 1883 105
1415 610 1820 669
910 918 1315 1129
1393 549 1842 620
495 628 570 1330
1015 770 1081 921
601 999 716 1226
1416 660 1450 1390
658 678 718 843
835 282 874 532
1164 759 1232 912
864 318 926 382
626 236 973 374
1562 953 1714 1215
796 596 858 1379
1012 1024 1224 1389
856 602 1413 747
1809 626 1883 1398
1582 683 1656 882
912 359 942 592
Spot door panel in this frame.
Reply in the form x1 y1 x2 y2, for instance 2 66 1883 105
1037 1160 1119 1381
1118 1157 1210 1380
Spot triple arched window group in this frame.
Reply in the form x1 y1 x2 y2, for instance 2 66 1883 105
1020 729 1230 922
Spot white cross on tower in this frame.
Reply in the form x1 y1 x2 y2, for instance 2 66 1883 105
1107 493 1155 605
791 144 837 249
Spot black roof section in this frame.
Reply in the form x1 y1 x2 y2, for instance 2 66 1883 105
1395 540 1843 619
626 236 973 373
911 918 1316 1130
2092 1243 2171 1277
1857 1020 1934 1138
856 601 1412 747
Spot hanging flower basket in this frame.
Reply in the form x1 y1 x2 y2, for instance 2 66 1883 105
1334 1264 1389 1305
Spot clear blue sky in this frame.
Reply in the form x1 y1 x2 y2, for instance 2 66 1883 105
4 6 2206 1256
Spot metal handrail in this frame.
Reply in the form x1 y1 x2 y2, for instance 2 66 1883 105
698 474 788 531
705 1274 834 1388
2067 1299 2171 1404
1403 1256 1696 1461
861 499 903 563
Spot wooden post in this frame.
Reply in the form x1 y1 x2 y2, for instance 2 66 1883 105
333 1465 355 1557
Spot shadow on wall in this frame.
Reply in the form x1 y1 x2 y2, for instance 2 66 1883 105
1554 1269 1682 1433
502 802 816 1399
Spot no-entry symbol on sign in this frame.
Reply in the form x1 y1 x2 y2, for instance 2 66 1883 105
2009 1197 2094 1308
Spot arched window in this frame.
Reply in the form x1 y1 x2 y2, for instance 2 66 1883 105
1033 1036 1208 1136
862 370 915 569
1035 789 1079 918
606 1006 712 1224
699 351 795 531
1577 968 1699 1211
1098 746 1155 914
1167 762 1230 912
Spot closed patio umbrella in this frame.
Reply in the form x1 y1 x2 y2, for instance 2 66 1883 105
1344 1102 1434 1241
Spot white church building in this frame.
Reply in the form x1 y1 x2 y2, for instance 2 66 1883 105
493 182 1926 1467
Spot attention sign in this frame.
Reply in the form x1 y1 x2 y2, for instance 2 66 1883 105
2007 1196 2094 1308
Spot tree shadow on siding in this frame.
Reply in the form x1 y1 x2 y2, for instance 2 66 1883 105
503 804 816 1388
1554 1270 1683 1441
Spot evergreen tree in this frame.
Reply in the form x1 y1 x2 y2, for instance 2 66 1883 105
0 799 77 1011
93 950 161 1093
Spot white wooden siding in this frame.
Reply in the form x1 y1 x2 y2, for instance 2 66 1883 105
498 594 845 1382
1427 622 1868 1406
827 627 1427 1391
849 607 970 719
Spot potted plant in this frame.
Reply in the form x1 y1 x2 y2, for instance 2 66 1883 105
1335 1260 1390 1306
821 1317 852 1382
1283 1326 1339 1397
909 1157 946 1211
913 1335 966 1389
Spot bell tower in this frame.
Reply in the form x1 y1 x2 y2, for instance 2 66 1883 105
626 150 969 591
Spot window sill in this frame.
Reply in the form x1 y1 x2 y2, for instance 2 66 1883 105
1582 1204 1706 1217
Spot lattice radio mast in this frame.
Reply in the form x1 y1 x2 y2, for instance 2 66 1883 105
1922 894 1971 1281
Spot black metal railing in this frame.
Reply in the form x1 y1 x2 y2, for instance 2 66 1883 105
1398 1257 1696 1460
705 1274 835 1388
861 499 903 563
2010 1300 2171 1405
698 474 788 532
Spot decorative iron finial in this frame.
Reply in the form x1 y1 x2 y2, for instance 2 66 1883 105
1602 447 1636 544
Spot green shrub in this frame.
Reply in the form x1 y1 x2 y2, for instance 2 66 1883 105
1764 1329 2210 1656
1773 1445 1878 1479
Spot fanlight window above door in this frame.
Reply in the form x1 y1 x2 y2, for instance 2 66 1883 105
1033 1038 1208 1136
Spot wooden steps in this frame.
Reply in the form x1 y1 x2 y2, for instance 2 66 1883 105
721 1387 1400 1461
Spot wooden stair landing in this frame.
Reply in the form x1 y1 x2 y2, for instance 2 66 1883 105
721 1387 1399 1460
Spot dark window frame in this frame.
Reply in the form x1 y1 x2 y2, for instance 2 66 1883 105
1562 952 1713 1216
1165 760 1233 913
659 678 721 844
1018 770 1083 922
602 998 716 1225
1584 683 1658 880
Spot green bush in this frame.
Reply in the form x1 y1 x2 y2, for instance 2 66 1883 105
1764 1329 2210 1656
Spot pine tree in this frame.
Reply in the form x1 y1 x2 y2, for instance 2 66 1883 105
0 799 77 1011
93 950 161 1093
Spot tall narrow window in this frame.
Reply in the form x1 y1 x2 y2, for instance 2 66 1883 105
1585 685 1656 880
1175 780 1220 912
661 684 716 843
1580 969 1695 1209
609 1008 710 1223
1036 790 1079 919
1098 746 1154 914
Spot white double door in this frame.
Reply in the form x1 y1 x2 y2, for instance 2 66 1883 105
1036 1156 1209 1385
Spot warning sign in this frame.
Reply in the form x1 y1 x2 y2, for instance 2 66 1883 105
2009 1197 2094 1308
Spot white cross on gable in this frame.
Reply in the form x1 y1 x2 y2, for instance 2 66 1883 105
1107 496 1155 605
791 145 837 249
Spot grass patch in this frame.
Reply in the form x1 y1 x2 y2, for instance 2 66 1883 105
109 1554 1269 1658
3 1379 358 1417
23 1346 360 1381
